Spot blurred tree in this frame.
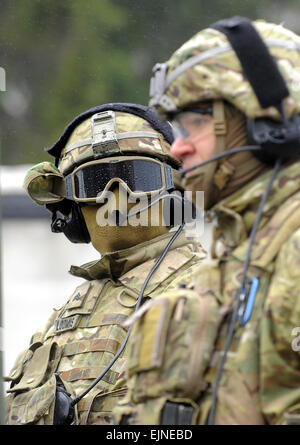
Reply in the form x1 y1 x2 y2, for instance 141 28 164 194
0 0 299 165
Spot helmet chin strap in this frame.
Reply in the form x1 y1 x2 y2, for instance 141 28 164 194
213 100 227 155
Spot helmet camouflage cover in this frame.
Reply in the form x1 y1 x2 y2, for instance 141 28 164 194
58 110 180 175
24 105 180 205
150 19 300 121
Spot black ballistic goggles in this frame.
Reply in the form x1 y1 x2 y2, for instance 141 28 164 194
65 156 174 203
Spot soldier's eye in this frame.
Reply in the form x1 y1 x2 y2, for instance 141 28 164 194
181 114 212 133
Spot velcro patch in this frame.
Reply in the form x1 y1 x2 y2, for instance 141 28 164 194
55 315 80 333
65 282 91 310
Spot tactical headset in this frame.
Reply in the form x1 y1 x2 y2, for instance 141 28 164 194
46 103 187 244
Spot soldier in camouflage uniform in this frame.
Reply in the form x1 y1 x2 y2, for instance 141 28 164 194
5 103 206 425
113 19 300 425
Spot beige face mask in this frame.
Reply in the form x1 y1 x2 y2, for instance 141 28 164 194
81 185 169 255
181 160 219 210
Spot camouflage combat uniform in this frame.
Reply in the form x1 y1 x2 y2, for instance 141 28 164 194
5 230 205 425
113 160 300 426
113 20 300 425
5 105 206 425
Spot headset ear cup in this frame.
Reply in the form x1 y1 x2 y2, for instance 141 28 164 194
62 203 90 244
247 116 300 164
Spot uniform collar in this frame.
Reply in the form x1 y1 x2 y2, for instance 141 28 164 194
210 160 300 258
69 229 198 281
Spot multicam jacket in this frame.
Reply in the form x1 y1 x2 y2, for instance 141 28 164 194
5 230 205 425
113 160 300 425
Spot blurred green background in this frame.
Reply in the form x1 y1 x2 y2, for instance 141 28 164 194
1 0 300 165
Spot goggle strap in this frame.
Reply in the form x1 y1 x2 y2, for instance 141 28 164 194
164 164 174 190
65 174 74 201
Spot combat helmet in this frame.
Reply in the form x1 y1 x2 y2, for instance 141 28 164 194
52 103 179 175
149 17 300 206
24 103 181 243
150 18 300 122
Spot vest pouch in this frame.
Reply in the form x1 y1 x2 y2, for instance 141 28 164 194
5 349 34 386
7 373 57 424
7 373 77 425
5 337 44 386
7 342 62 393
124 284 227 403
78 387 127 425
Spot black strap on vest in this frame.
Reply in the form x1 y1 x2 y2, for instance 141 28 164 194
211 16 290 110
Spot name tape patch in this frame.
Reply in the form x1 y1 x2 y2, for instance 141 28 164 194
55 315 80 333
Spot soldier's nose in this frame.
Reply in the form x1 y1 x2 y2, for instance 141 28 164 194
170 137 196 161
